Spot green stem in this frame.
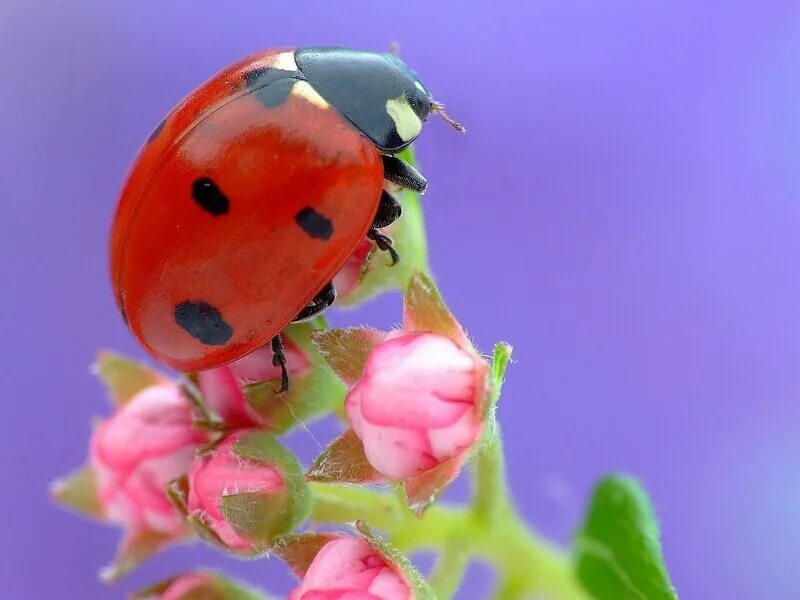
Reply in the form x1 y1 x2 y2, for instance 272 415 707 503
429 535 471 599
472 431 508 522
309 484 587 599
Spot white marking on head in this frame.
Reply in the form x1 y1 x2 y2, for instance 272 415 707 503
414 81 427 93
292 81 330 109
272 51 298 72
386 95 422 142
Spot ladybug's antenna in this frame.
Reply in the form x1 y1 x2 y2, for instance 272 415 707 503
430 101 466 133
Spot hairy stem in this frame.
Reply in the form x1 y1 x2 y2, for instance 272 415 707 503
472 431 508 522
429 535 471 599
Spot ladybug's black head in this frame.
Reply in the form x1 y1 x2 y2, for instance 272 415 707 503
295 48 455 153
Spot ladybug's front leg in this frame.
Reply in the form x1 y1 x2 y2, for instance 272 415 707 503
381 155 428 194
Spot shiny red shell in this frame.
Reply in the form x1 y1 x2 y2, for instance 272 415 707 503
110 49 384 371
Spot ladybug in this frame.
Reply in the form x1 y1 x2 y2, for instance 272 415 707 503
110 47 463 390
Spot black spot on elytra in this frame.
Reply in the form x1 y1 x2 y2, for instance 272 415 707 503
174 301 233 345
295 207 333 240
147 118 166 143
243 67 300 108
192 177 229 216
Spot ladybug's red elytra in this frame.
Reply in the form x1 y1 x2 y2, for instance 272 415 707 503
110 47 463 389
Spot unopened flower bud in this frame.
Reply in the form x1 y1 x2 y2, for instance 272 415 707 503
183 430 309 554
290 537 412 600
346 332 485 480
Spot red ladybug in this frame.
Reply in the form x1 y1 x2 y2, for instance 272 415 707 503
110 47 463 389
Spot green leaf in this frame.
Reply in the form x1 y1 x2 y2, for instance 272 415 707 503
336 146 430 307
355 520 435 600
241 320 346 434
311 327 386 387
306 429 384 484
574 475 678 600
93 350 163 407
50 465 104 519
403 271 472 351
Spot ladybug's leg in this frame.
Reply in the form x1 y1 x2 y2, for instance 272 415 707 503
293 281 336 322
368 228 400 265
374 190 402 228
381 155 428 194
271 335 289 393
369 191 402 265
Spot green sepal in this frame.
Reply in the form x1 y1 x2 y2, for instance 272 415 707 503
273 532 341 577
100 528 180 583
336 146 430 307
574 475 678 600
132 571 271 600
403 271 472 351
480 342 513 442
215 431 311 553
306 429 384 484
167 476 230 550
354 520 435 600
167 475 190 514
93 350 163 407
311 326 386 388
240 320 345 433
50 465 104 520
211 575 272 600
180 373 222 431
403 456 463 517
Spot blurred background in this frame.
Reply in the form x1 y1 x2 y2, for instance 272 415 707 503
2 1 799 598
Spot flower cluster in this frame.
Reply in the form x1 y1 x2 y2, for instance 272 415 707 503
52 148 512 598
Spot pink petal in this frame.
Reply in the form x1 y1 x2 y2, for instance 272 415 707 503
345 383 366 439
427 409 483 463
359 423 437 480
302 538 382 590
357 334 477 429
300 592 381 600
92 384 206 472
186 433 284 549
367 568 411 600
163 573 213 600
333 239 373 299
197 368 258 428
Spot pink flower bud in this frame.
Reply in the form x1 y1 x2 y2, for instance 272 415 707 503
90 383 207 536
290 537 411 600
345 332 484 480
134 571 267 600
185 431 294 552
197 340 309 428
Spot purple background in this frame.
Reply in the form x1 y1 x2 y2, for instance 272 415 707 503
2 1 799 598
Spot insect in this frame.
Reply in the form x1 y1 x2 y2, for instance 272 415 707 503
110 47 463 390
